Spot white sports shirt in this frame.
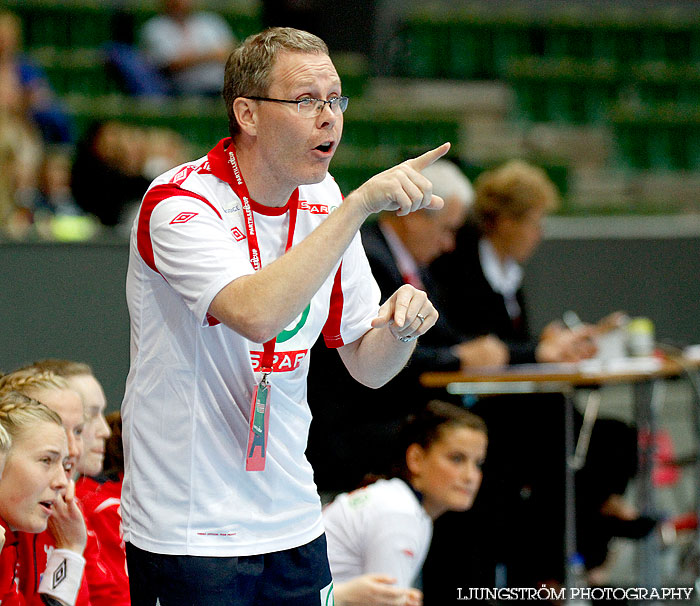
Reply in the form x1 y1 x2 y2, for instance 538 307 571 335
121 138 381 557
323 478 433 588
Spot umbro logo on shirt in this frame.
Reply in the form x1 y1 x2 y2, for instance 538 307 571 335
170 212 199 224
231 227 245 241
171 165 195 185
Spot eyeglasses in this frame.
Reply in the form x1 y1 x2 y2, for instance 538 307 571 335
241 96 349 117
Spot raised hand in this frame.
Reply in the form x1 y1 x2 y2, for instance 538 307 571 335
350 143 451 217
47 478 87 554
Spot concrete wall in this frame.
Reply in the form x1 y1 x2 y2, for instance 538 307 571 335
0 242 130 412
1 221 698 411
525 218 700 348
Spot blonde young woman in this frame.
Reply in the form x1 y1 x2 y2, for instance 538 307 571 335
29 360 112 491
26 360 129 606
0 391 86 605
0 369 90 606
1 367 128 606
0 370 85 473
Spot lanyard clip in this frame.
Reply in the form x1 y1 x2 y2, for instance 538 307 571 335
260 368 272 385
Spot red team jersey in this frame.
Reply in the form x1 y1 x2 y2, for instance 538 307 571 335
4 480 128 606
78 476 129 602
0 518 22 605
0 517 86 606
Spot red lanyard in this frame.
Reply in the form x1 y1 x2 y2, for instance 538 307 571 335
227 146 299 374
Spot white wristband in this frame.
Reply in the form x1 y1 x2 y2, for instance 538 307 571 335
39 549 86 606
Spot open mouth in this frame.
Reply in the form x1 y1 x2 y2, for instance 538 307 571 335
39 501 54 515
314 142 333 153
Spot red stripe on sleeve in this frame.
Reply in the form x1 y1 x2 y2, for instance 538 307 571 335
137 183 222 274
322 262 345 348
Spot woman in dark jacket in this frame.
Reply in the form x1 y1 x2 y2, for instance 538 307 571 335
423 161 646 600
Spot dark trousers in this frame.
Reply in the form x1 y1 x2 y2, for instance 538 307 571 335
126 534 333 606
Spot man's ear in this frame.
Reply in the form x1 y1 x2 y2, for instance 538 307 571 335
405 443 425 478
233 97 258 137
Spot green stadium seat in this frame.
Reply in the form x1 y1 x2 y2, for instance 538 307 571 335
342 110 461 152
31 48 121 97
331 52 370 100
393 5 700 81
630 61 700 107
329 146 400 196
64 94 227 155
7 0 261 51
506 56 620 124
393 16 444 78
611 101 700 171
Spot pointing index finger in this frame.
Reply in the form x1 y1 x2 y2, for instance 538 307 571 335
404 142 451 172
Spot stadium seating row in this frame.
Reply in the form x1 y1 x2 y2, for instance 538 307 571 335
392 5 700 80
8 0 261 50
10 0 700 200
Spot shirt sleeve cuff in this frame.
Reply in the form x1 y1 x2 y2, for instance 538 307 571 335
39 549 86 606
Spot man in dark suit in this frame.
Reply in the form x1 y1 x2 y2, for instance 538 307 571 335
306 160 504 494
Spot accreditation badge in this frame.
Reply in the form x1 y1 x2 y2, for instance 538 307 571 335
246 374 271 471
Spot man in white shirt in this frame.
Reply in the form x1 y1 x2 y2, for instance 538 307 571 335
140 0 236 96
122 27 447 606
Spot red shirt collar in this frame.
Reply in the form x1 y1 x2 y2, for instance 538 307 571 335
207 138 296 216
207 137 236 187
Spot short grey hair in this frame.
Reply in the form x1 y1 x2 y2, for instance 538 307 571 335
422 159 474 208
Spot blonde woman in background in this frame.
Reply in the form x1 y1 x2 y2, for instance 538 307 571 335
0 391 86 605
2 365 129 606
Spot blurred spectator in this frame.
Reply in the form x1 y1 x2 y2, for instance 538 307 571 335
0 10 75 144
0 110 43 239
33 151 80 216
71 120 188 232
104 10 171 97
24 149 99 242
139 0 236 97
